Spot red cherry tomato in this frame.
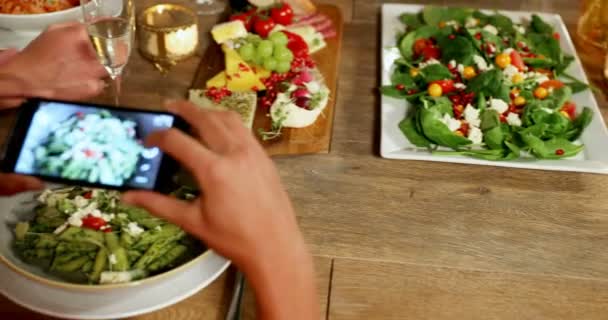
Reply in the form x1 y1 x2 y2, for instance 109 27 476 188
81 215 106 231
282 31 309 57
413 38 433 56
540 80 565 89
421 46 441 61
431 79 455 94
270 3 294 26
230 13 252 31
254 16 276 38
510 51 525 71
562 102 577 119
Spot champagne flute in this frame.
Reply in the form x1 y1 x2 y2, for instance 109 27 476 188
80 0 135 104
194 0 227 15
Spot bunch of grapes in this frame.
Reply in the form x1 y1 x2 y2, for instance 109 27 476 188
238 32 294 74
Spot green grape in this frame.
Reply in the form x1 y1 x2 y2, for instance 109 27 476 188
273 46 294 62
238 43 255 62
269 32 288 46
276 60 292 74
257 40 274 58
247 34 262 44
254 52 266 66
263 57 278 71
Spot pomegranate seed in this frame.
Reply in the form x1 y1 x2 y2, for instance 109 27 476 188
396 84 405 91
449 34 456 40
555 149 565 156
475 33 482 40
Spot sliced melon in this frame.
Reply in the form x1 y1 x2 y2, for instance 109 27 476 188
222 45 266 92
206 71 227 88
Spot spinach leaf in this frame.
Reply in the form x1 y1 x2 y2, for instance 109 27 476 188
564 107 593 140
399 111 432 147
547 86 572 110
487 13 515 35
421 63 453 82
391 67 417 88
400 13 424 30
480 109 504 149
530 14 553 34
555 55 575 76
419 106 471 148
433 148 516 161
467 69 505 98
523 58 556 69
399 25 440 58
437 35 477 65
380 86 422 99
422 6 472 26
526 33 562 64
472 10 491 25
521 134 584 159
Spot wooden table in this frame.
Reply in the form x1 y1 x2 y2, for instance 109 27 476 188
4 0 608 319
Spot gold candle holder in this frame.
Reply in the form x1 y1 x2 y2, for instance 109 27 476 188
137 4 199 74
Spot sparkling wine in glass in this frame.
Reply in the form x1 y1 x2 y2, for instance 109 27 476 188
194 0 227 15
81 0 135 104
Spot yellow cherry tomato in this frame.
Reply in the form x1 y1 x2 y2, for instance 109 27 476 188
534 87 549 99
463 66 477 80
495 53 512 69
409 68 420 77
438 21 447 28
514 96 526 106
560 110 571 119
428 83 443 97
511 73 524 84
455 130 465 137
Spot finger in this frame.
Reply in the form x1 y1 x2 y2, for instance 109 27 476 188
50 79 107 101
121 191 204 235
0 76 53 99
46 21 82 31
0 48 19 65
0 98 25 109
0 174 44 196
165 101 243 151
146 129 217 180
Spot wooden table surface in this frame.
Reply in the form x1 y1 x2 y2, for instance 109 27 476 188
3 0 608 319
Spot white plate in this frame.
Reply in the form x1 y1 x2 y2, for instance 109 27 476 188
0 188 230 319
380 4 608 174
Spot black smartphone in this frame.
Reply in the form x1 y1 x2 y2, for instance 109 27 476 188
1 99 188 192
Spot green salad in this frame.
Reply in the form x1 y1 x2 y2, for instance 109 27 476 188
382 7 594 160
13 187 204 285
34 111 143 185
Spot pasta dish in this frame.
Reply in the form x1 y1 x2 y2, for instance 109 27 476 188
0 0 79 14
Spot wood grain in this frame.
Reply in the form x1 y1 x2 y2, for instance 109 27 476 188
191 4 343 156
240 256 333 320
330 258 608 319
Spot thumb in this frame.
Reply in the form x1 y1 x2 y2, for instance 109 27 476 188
122 191 203 234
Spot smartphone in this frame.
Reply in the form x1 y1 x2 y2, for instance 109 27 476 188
1 99 188 192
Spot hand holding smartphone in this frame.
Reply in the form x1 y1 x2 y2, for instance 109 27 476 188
1 99 188 192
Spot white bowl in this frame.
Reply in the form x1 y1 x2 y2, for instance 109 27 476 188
0 6 83 32
0 186 231 319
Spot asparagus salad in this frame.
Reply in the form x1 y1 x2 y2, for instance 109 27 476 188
382 7 594 160
33 111 143 186
13 187 204 285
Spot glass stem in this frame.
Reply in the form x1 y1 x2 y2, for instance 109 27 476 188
112 75 121 106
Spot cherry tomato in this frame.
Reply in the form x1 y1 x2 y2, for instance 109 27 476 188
510 51 525 71
540 80 565 90
230 13 253 31
282 31 309 57
413 38 433 56
562 102 577 119
431 79 455 94
270 3 294 26
81 215 106 231
254 16 276 38
420 46 441 61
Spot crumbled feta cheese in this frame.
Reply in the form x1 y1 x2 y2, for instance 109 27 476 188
126 222 145 237
91 209 102 218
117 213 128 219
419 58 440 69
100 225 110 231
99 271 132 284
37 189 52 204
54 223 68 235
457 64 465 75
473 55 490 71
506 112 522 126
109 254 117 265
448 60 456 68
468 127 484 144
464 104 481 127
445 20 459 28
489 98 509 114
155 226 162 231
73 196 88 208
454 83 467 90
483 24 499 35
101 213 115 222
525 72 550 85
465 17 479 28
305 81 321 93
514 25 526 34
502 65 521 84
504 48 514 54
67 202 98 228
440 114 462 131
541 107 555 114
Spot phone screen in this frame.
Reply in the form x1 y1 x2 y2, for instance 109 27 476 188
12 101 175 190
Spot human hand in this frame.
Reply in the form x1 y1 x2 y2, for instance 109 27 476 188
0 22 107 108
123 101 318 319
0 174 43 196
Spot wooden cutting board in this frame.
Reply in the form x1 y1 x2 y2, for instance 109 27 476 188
191 4 343 156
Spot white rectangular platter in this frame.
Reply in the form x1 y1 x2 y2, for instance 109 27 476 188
380 4 608 174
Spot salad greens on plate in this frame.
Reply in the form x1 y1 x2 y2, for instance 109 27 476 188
381 6 594 161
12 187 204 285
